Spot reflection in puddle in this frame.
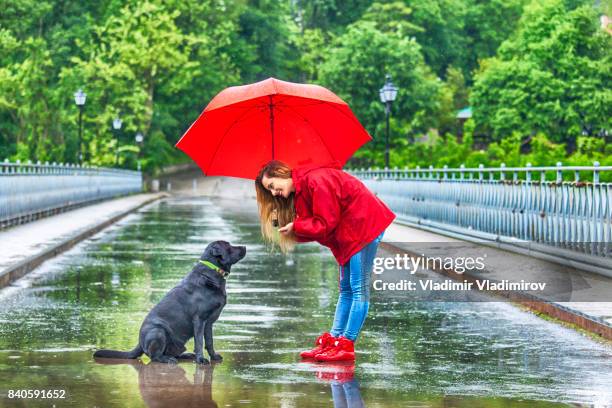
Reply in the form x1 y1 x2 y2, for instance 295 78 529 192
95 359 218 408
92 358 366 408
311 363 365 408
330 381 364 408
0 196 610 407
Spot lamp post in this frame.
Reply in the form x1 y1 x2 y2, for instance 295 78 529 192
73 89 87 164
135 132 144 171
379 74 398 169
112 117 122 166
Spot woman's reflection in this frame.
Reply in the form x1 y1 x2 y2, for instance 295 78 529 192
313 362 365 408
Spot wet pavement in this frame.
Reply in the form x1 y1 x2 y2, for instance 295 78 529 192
0 196 611 407
0 193 163 276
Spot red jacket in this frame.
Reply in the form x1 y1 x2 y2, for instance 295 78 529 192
292 163 396 266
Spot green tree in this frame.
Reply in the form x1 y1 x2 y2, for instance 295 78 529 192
462 0 527 79
289 27 334 81
237 0 299 81
403 0 469 77
433 66 470 136
0 35 68 162
361 1 423 36
470 0 612 149
59 1 196 168
290 0 374 31
401 0 526 79
318 19 441 167
148 0 243 151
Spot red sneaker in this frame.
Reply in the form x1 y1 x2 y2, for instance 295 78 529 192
314 336 355 362
300 332 336 359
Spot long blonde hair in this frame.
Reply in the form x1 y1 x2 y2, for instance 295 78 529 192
255 160 297 253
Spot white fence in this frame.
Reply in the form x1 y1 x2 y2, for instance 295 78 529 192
352 163 612 277
0 160 142 227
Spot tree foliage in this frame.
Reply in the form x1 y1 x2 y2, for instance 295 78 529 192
0 0 608 171
471 0 612 148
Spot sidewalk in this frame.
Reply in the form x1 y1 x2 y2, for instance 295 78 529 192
0 193 166 288
383 222 612 340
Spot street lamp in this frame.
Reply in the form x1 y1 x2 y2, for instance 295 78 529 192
112 117 122 166
135 132 144 171
379 74 398 169
74 89 87 164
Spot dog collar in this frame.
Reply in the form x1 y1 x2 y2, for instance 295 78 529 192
198 260 229 279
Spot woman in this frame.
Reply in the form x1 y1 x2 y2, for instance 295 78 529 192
255 160 395 362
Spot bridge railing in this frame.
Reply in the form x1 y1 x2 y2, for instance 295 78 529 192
351 162 612 277
0 159 142 228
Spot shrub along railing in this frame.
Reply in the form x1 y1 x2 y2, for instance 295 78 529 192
352 162 612 277
0 159 142 228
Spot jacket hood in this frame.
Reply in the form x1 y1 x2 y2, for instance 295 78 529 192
291 160 343 195
291 160 343 180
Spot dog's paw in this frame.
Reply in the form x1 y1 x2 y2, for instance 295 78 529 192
196 355 210 365
166 357 178 365
210 353 223 362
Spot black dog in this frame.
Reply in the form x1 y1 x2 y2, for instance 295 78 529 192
94 241 246 364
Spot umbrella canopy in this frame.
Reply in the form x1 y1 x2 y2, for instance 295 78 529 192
175 77 371 179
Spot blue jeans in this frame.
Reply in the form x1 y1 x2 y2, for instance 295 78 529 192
330 231 384 341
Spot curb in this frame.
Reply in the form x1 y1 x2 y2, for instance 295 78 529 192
380 241 612 341
0 193 168 289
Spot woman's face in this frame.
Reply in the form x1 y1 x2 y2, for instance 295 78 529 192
261 174 294 199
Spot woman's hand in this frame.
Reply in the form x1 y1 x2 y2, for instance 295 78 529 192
278 222 294 235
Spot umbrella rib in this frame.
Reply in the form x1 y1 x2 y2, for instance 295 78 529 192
268 95 291 159
205 104 265 172
281 104 336 162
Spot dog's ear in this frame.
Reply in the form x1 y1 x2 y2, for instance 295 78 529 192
210 245 222 257
209 243 229 263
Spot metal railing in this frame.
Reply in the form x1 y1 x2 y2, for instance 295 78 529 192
0 159 142 227
352 162 612 276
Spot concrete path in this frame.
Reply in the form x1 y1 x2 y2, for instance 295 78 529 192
4 164 609 340
0 193 166 288
384 222 612 339
160 169 256 199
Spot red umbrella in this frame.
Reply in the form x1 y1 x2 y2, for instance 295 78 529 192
175 77 371 179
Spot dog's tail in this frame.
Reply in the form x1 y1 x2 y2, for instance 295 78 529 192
94 345 143 359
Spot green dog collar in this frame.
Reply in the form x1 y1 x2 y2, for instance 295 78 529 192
198 260 229 279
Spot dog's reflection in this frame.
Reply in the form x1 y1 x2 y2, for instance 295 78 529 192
312 362 365 408
95 358 217 408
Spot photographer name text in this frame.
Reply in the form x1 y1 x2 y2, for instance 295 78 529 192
371 254 547 292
